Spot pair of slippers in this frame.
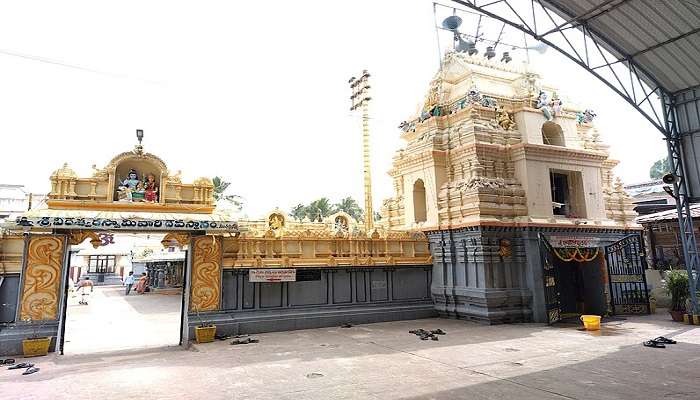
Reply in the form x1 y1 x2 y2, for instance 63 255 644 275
7 362 40 375
0 358 15 365
230 337 259 345
643 336 677 348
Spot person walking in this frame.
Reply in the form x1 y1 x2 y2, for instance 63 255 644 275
123 271 135 295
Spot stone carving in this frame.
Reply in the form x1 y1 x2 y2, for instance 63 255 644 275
496 107 516 130
69 231 101 249
161 232 190 248
457 177 507 191
19 235 65 321
189 236 222 312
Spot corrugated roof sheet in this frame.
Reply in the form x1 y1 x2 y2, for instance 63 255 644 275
637 203 700 223
542 0 700 94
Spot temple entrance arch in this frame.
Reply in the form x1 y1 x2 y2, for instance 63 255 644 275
0 136 238 357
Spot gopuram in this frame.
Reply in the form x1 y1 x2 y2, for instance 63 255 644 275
380 52 641 324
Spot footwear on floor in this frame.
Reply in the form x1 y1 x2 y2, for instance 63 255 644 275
643 340 666 348
653 336 677 344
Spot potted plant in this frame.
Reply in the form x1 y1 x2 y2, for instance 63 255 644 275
663 270 689 322
193 308 216 344
22 317 51 357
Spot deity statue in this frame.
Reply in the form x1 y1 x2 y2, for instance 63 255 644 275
577 109 597 124
132 181 146 202
144 173 158 202
496 107 516 131
467 85 482 104
334 216 349 232
481 96 498 108
117 169 140 201
269 214 284 230
536 91 553 121
550 92 563 117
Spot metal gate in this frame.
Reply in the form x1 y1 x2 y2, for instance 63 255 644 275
538 233 561 324
604 235 650 315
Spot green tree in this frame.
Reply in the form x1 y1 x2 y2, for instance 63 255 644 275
333 197 363 221
290 203 307 222
306 198 333 222
212 176 244 211
649 157 669 179
373 211 382 222
212 176 230 200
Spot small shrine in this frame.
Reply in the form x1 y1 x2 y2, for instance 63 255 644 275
46 132 215 214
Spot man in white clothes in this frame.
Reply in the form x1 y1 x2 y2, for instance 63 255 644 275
123 271 136 295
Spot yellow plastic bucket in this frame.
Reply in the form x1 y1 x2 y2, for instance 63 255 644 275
580 315 601 331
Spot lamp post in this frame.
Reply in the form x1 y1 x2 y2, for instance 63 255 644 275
349 70 374 233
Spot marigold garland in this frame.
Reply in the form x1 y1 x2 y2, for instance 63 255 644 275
553 246 599 262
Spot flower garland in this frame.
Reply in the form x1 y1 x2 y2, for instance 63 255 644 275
553 246 599 262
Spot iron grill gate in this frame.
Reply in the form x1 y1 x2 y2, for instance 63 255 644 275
604 235 650 315
539 233 561 324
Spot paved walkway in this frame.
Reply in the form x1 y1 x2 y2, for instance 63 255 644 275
2 312 699 400
64 286 181 354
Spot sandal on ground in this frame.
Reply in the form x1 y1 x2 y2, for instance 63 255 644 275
8 362 33 370
1 358 15 365
653 336 677 344
430 329 446 335
22 367 40 375
643 340 665 348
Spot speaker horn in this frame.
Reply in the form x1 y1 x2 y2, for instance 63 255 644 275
442 15 463 31
662 173 680 185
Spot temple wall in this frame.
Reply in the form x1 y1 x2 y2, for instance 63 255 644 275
427 226 639 324
188 266 435 337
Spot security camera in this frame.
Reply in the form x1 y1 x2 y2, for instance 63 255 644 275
662 173 680 185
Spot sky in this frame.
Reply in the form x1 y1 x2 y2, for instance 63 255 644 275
0 1 666 217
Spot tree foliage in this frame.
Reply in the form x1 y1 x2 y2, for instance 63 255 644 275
334 197 363 221
212 176 244 211
290 196 373 223
649 157 669 179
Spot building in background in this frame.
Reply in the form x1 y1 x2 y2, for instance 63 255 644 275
0 184 47 220
637 205 700 270
624 179 675 215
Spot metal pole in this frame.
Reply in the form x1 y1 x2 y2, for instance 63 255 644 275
664 95 700 315
362 98 374 233
350 70 374 233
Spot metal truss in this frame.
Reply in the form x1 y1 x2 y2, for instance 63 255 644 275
450 0 700 313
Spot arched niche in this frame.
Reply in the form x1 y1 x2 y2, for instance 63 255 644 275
542 121 565 147
413 179 427 223
112 157 166 201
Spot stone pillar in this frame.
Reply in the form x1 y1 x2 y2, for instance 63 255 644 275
427 227 532 324
19 235 67 321
189 235 223 312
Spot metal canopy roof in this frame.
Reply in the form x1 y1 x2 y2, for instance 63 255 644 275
541 0 700 94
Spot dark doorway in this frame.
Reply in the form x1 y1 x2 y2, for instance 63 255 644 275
554 255 607 318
